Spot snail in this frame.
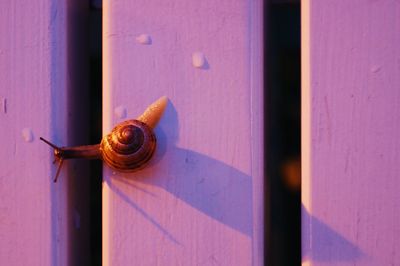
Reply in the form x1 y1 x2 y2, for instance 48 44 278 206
40 96 168 182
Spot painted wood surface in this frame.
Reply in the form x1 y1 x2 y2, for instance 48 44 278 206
0 1 66 265
302 1 400 265
103 0 263 265
0 1 91 265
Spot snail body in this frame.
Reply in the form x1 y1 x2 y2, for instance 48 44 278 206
40 96 167 182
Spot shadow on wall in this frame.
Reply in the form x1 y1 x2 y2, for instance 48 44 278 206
106 101 253 242
302 205 365 263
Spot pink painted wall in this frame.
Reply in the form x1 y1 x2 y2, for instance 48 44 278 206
302 1 400 265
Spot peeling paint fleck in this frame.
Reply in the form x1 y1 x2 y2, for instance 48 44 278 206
114 105 127 119
136 34 152 45
1 97 6 113
22 128 34 142
370 65 381 73
192 52 206 68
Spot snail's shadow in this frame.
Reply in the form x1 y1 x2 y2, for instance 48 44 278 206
107 101 253 240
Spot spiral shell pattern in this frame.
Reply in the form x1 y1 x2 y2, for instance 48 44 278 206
100 119 156 172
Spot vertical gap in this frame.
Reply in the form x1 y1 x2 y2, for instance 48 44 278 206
266 1 301 265
67 1 91 265
89 1 103 265
64 1 101 264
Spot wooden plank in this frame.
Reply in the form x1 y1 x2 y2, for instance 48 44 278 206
0 1 91 265
302 1 400 265
103 0 263 265
0 1 67 265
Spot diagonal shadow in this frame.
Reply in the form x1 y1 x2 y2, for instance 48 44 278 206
109 101 253 238
302 204 365 262
106 178 182 245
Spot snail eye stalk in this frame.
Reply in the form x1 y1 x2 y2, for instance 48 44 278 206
53 159 64 183
39 137 60 150
40 137 64 182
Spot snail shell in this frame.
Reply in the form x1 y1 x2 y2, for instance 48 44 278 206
40 96 168 182
100 119 156 172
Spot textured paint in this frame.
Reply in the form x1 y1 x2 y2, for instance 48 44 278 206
302 1 400 265
103 0 263 265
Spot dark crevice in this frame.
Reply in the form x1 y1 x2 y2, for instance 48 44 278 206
66 1 91 265
66 1 102 265
266 1 301 265
89 2 102 266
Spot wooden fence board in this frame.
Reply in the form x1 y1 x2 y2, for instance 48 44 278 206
103 1 263 265
302 1 400 265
